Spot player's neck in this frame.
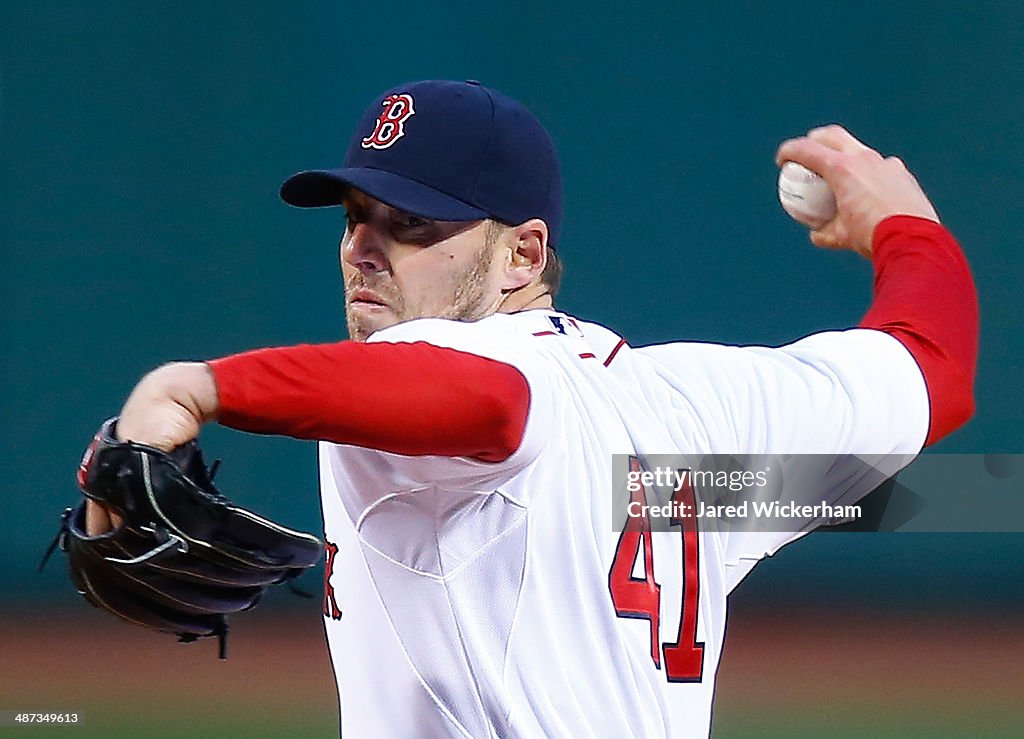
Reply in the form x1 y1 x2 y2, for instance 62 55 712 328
497 284 554 315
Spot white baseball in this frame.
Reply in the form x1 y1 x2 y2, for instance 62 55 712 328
777 161 837 229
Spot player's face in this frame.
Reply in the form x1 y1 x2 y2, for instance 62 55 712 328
339 190 506 341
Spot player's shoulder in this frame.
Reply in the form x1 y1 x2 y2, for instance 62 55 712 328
513 311 631 367
367 311 537 346
364 311 566 364
369 310 618 345
634 327 912 365
366 311 631 369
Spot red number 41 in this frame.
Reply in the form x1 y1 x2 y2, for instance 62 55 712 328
608 457 705 682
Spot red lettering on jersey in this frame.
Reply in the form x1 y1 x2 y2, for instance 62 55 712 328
361 94 415 150
323 540 342 620
609 458 705 681
609 457 662 667
661 474 705 682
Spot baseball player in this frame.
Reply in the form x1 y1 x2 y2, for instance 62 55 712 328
86 80 977 737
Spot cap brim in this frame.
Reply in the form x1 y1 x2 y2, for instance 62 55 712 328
279 167 489 222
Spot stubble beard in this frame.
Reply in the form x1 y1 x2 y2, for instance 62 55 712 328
345 243 495 342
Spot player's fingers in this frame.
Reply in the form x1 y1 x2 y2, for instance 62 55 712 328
806 124 872 154
775 137 840 178
809 229 838 249
85 499 124 536
85 499 113 535
810 221 869 257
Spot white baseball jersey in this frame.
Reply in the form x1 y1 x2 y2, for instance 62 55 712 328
318 309 929 738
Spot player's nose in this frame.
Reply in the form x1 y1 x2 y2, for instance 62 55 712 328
341 222 388 274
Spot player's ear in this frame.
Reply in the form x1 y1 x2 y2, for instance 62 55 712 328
500 218 548 292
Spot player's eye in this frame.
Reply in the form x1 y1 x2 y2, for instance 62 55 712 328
343 207 368 228
392 212 430 229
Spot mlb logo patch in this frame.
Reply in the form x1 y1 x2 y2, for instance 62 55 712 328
549 316 583 337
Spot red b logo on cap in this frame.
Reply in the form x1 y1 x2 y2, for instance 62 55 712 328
361 93 415 150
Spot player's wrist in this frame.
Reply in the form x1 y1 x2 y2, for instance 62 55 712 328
117 362 217 450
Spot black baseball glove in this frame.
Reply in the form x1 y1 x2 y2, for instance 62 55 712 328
43 418 323 658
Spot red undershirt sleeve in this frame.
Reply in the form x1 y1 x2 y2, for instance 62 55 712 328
207 341 531 462
859 215 978 446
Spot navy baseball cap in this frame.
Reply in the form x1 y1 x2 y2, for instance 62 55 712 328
280 80 563 245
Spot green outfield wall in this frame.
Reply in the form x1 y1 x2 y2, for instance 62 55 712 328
2 2 1022 608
